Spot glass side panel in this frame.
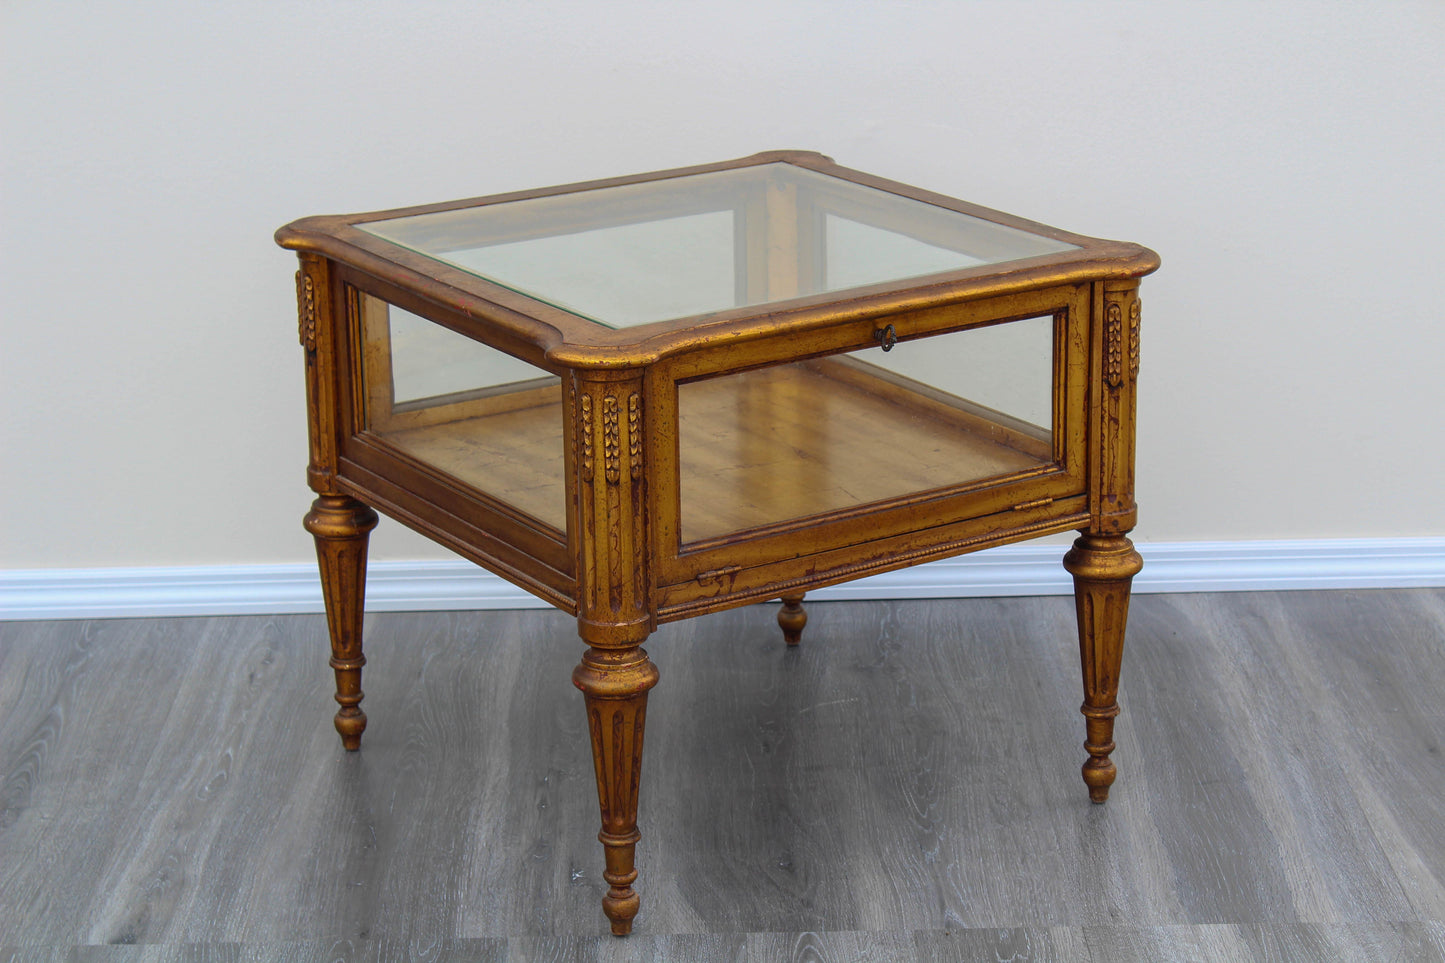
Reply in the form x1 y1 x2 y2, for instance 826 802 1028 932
357 292 565 530
385 300 543 405
358 164 1077 329
677 315 1055 543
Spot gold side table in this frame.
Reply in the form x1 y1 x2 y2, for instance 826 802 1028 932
277 150 1159 935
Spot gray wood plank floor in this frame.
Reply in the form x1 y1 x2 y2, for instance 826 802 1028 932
1 590 1442 961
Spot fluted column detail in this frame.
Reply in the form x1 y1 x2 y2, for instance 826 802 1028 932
1063 532 1142 802
571 370 656 935
572 647 658 934
304 494 378 750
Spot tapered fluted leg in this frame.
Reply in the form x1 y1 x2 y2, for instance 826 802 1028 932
778 593 807 646
304 494 378 751
573 644 659 935
1063 532 1142 803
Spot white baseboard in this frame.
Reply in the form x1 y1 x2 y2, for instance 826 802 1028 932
2 538 1442 622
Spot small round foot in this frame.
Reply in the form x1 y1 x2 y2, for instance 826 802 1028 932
1083 756 1115 803
778 594 807 646
603 888 639 936
335 707 366 751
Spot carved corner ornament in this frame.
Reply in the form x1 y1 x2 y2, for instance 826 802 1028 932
580 390 640 488
580 392 595 478
1128 298 1141 381
1104 301 1124 388
574 381 651 631
296 271 318 357
1104 295 1141 389
603 395 621 485
627 394 642 477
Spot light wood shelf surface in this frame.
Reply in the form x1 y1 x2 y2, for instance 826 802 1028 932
378 360 1049 543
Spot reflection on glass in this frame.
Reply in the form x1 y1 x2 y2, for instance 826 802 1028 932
439 212 736 327
358 164 1077 329
384 301 543 405
823 215 986 291
677 315 1054 543
358 292 565 529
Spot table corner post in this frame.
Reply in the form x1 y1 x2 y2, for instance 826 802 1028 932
1065 279 1146 802
569 368 658 935
295 253 342 493
1092 279 1142 534
294 252 377 751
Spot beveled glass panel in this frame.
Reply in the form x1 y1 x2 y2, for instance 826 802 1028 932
357 292 565 530
677 316 1055 543
358 164 1077 328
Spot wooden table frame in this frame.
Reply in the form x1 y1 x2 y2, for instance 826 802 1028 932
278 151 1159 935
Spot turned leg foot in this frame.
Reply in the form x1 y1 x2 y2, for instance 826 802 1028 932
778 593 807 646
573 644 658 935
304 494 378 751
1063 532 1142 803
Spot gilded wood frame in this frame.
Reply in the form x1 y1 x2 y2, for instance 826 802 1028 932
280 151 1158 935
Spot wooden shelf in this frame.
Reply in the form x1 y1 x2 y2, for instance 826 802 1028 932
378 384 567 530
377 358 1050 544
677 356 1049 541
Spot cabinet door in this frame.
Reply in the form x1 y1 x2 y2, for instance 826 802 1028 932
654 285 1090 606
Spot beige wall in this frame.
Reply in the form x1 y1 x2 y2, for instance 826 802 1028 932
3 1 1443 569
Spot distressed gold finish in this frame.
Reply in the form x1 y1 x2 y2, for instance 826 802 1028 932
278 151 1158 934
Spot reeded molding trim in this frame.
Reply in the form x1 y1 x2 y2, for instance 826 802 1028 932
2 538 1443 621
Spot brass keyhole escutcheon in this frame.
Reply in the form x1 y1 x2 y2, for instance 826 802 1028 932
875 323 897 352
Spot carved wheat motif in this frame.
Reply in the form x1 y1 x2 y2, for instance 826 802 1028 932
1128 299 1141 380
603 395 621 485
627 394 642 476
296 271 317 354
580 393 595 477
1104 300 1124 388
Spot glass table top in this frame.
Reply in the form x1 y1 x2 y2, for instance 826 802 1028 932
357 163 1077 329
